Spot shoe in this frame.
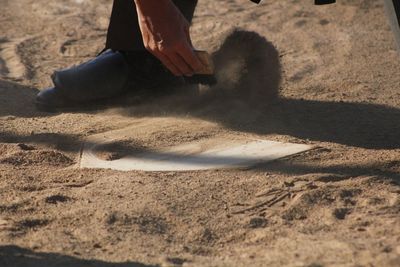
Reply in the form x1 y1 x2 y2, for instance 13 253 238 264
36 50 184 112
36 50 131 112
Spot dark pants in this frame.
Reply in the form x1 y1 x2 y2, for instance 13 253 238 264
106 0 198 51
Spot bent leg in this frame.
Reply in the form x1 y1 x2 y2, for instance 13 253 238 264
36 0 198 111
106 0 198 51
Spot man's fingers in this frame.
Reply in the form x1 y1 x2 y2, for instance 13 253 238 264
166 53 194 76
177 43 204 73
156 49 192 77
154 51 182 76
149 40 203 76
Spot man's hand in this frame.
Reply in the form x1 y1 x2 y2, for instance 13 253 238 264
134 0 203 76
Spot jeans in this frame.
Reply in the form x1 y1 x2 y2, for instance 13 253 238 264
105 0 198 51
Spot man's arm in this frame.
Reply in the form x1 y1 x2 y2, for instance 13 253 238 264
134 0 203 76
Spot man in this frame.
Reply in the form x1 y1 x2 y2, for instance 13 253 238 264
107 0 203 77
36 0 336 111
36 0 203 111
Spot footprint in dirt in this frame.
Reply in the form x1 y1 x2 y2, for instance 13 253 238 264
0 38 27 81
59 38 103 58
45 194 73 204
104 212 168 235
10 218 49 236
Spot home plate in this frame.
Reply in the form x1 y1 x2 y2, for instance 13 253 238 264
80 133 313 172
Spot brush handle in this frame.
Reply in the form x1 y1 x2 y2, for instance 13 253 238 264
315 0 336 4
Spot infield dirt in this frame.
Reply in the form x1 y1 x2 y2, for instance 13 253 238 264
0 0 400 266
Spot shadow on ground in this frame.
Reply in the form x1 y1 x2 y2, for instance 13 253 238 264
0 245 157 267
118 30 400 150
1 30 400 151
255 156 400 182
0 131 83 153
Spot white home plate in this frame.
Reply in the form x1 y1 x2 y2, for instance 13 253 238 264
80 133 313 172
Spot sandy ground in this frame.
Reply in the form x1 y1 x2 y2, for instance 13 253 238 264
1 0 400 266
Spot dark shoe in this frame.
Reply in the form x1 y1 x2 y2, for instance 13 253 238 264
36 49 203 112
36 50 131 111
36 87 76 112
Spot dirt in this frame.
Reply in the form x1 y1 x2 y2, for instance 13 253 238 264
0 0 400 266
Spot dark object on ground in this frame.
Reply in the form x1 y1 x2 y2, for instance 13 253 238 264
36 50 130 111
35 50 184 112
185 50 217 85
184 74 217 85
314 0 336 5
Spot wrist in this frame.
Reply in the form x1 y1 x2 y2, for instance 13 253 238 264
134 0 172 11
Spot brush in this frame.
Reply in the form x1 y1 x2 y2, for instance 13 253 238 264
184 50 217 86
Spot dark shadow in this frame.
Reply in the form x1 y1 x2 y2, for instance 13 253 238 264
0 131 83 153
122 96 400 149
115 30 400 150
2 30 400 150
0 245 158 267
253 158 400 182
221 98 400 150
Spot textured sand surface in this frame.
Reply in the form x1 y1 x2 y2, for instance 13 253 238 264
1 0 400 266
